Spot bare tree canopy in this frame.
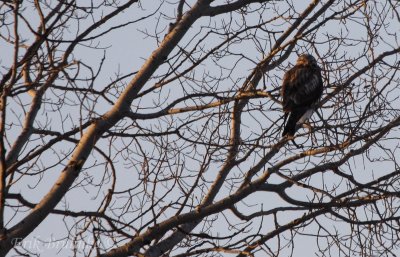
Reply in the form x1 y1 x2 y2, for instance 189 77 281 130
1 0 400 256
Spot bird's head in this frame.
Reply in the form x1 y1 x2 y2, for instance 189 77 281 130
296 54 318 67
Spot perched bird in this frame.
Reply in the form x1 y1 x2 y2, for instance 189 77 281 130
281 54 323 138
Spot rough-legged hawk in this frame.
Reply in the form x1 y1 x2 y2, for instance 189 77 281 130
281 54 323 137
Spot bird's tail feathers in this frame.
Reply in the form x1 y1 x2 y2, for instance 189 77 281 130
282 107 309 137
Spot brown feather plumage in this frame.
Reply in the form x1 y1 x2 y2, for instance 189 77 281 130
281 54 323 137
